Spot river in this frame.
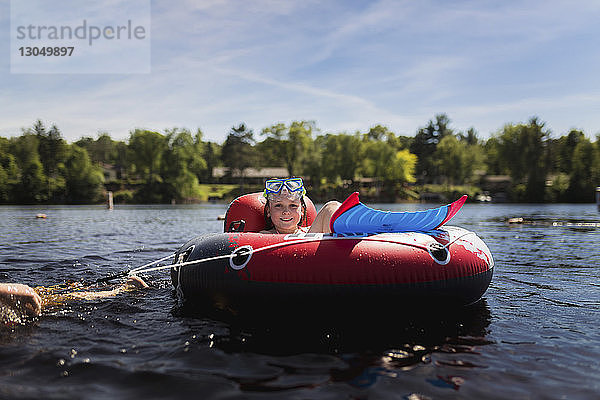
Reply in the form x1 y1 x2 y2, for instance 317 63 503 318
1 202 598 399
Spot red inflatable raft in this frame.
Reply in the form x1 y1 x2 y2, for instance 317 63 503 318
171 193 494 312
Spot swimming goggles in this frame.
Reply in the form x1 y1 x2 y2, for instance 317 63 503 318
264 178 306 198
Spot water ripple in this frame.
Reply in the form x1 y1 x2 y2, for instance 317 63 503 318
1 203 599 399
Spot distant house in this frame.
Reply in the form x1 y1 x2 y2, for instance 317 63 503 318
481 175 512 192
480 175 512 202
420 192 446 202
212 167 290 184
99 162 120 181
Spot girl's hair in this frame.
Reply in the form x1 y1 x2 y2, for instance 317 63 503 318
263 196 307 231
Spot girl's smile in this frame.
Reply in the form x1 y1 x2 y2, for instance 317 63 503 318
267 197 303 234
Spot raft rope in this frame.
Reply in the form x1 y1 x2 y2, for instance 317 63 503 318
63 253 177 286
128 239 317 276
130 252 237 275
128 253 177 275
127 231 479 277
442 230 477 248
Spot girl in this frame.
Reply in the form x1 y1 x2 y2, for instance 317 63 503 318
260 177 340 234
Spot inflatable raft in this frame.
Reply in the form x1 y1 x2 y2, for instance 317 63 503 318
171 193 493 312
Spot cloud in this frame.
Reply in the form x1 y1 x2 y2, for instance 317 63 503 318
1 0 599 142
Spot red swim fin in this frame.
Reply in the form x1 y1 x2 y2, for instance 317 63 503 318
434 195 467 229
329 192 360 233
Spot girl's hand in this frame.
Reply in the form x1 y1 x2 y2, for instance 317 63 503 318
0 283 42 317
125 275 149 289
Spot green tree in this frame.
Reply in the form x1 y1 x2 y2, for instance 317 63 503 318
321 133 363 183
21 120 69 202
434 135 468 185
94 132 118 163
362 143 417 182
254 136 286 168
160 128 206 202
435 134 485 185
190 129 208 178
303 135 325 191
361 125 416 184
392 149 417 183
64 145 105 203
201 141 222 182
395 134 413 151
261 121 315 176
163 128 206 177
36 123 68 175
41 124 68 202
9 134 47 203
495 117 550 202
483 136 505 175
221 124 256 181
74 136 94 155
550 129 586 174
113 140 129 179
0 137 19 203
76 132 121 164
567 138 599 202
361 139 396 179
410 114 454 183
366 124 393 142
458 127 480 146
75 133 130 180
128 129 167 184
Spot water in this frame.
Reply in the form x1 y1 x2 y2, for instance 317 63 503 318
1 202 599 399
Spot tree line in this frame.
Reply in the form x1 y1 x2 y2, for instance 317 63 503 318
1 115 599 204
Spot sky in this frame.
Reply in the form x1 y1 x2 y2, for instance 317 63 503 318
1 0 600 143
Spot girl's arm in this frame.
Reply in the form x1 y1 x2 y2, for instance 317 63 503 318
0 283 42 317
67 276 149 300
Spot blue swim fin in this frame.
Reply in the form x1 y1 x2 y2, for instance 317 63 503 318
330 192 467 234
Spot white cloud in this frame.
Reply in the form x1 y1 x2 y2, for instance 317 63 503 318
1 0 599 142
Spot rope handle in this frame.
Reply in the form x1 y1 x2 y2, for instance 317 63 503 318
129 231 478 276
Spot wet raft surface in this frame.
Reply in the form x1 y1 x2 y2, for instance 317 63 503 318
1 203 599 399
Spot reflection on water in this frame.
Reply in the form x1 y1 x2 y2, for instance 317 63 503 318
196 300 492 354
171 299 492 392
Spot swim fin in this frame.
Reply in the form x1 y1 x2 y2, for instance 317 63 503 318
330 192 467 234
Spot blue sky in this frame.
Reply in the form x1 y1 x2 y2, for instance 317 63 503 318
1 0 599 143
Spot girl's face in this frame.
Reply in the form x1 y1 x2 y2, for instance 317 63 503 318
267 197 303 234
